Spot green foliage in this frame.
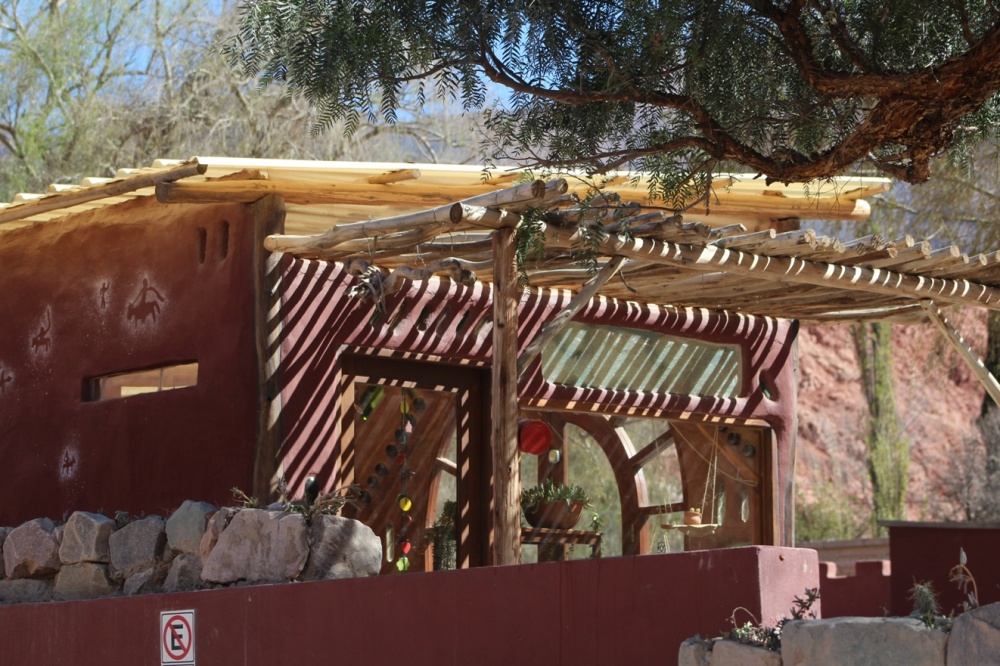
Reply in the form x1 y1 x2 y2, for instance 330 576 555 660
228 1 1000 191
910 549 981 631
431 500 457 570
513 208 547 289
0 0 484 201
795 477 870 543
724 588 820 652
520 479 591 513
851 321 910 536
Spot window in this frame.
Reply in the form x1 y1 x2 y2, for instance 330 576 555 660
82 362 198 402
541 322 742 397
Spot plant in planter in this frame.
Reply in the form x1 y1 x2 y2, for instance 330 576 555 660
684 507 703 526
521 480 592 530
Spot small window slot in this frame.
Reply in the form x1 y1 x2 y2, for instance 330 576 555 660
220 220 230 260
82 362 198 402
197 228 207 264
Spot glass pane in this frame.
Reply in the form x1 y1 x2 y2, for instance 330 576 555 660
566 423 620 557
541 322 742 397
90 362 198 401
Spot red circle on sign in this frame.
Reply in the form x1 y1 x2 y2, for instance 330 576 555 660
162 614 193 660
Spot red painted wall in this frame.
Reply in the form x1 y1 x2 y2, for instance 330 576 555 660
277 260 800 542
818 560 891 617
887 522 1000 616
0 546 818 666
0 199 259 524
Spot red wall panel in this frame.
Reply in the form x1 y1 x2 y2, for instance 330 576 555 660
0 200 259 524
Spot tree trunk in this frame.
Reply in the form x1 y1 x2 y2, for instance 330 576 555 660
851 321 910 536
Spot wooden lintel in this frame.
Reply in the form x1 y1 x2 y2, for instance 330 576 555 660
490 227 521 566
517 256 627 377
920 300 1000 408
541 225 1000 312
251 195 287 503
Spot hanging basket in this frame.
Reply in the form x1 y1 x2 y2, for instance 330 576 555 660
524 500 585 530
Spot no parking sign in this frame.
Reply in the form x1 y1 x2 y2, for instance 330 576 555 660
160 610 195 665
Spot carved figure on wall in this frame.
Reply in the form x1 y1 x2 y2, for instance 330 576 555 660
0 365 11 394
100 281 110 309
127 279 166 326
31 308 52 353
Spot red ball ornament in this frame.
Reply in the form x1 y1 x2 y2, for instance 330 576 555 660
400 540 412 555
518 419 552 456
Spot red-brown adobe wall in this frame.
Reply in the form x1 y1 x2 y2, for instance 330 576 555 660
0 546 819 666
0 199 259 525
887 522 1000 616
277 260 800 542
818 560 892 617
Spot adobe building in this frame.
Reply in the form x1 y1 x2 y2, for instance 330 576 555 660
1 158 998 663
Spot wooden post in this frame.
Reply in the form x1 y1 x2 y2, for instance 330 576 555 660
920 300 1000 407
251 195 286 502
490 227 521 566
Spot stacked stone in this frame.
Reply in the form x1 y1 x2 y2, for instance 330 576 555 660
0 500 382 604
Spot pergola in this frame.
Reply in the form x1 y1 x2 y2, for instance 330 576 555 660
4 157 999 564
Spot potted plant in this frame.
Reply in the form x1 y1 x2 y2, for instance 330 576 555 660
684 507 703 526
521 480 592 530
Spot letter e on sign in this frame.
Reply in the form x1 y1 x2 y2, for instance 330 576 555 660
160 610 195 665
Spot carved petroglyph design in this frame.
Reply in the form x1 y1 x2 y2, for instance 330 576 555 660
0 365 11 394
31 307 52 354
59 442 80 483
127 279 166 327
99 281 110 309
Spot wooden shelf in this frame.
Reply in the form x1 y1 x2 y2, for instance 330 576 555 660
521 526 602 557
661 523 720 536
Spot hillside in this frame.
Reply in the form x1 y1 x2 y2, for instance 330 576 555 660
795 309 988 538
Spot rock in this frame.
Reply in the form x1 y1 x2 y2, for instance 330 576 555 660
677 637 712 666
201 509 308 584
163 553 203 592
0 526 12 568
711 640 780 666
3 518 61 579
948 602 1000 665
782 617 947 666
299 515 381 581
123 568 157 596
53 562 116 600
166 501 215 555
0 579 51 603
198 508 235 561
59 512 115 564
109 516 166 581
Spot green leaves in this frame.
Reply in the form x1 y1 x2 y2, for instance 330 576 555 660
227 0 1000 189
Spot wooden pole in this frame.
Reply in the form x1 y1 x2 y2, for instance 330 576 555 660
517 256 626 377
541 224 1000 311
920 300 1000 407
0 160 207 225
251 195 286 502
491 227 522 566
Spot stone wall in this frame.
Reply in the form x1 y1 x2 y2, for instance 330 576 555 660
679 605 1000 666
0 500 381 603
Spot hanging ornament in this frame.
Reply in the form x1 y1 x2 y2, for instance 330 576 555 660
518 419 552 456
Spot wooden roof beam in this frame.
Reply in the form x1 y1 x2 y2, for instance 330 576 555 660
0 160 207 225
541 225 1000 311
